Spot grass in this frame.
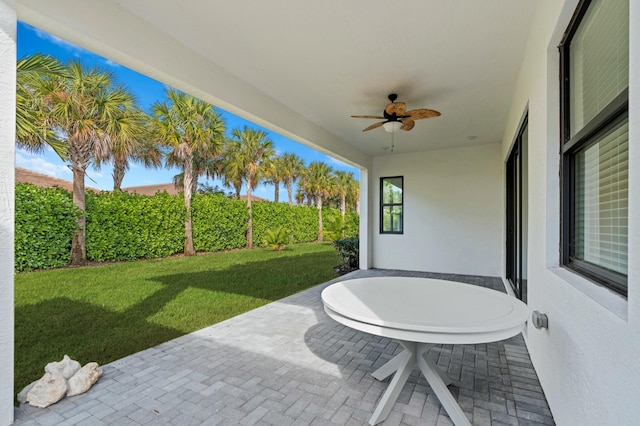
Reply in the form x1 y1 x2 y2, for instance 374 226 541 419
14 243 339 396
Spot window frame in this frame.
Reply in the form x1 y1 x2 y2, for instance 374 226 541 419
559 0 629 296
380 176 404 234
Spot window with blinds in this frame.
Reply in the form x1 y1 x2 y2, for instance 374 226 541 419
560 0 629 296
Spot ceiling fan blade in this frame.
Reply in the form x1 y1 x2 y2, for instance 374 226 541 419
362 121 385 132
400 119 415 131
404 108 441 120
385 102 406 116
351 115 386 119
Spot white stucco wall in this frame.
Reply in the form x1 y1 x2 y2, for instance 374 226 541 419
0 2 15 425
371 143 502 277
501 1 640 424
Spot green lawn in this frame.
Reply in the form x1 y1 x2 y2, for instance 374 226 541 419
14 243 339 395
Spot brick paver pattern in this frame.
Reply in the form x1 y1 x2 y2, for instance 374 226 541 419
15 269 554 425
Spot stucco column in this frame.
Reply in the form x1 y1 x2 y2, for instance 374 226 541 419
0 1 15 425
359 168 372 269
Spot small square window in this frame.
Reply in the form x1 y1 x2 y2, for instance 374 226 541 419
380 177 403 234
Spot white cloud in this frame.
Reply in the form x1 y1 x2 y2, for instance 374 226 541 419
15 151 71 178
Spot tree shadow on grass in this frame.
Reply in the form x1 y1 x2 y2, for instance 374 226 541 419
144 251 338 312
15 251 337 396
15 297 183 397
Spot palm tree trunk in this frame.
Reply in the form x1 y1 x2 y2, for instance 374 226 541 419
183 158 195 256
70 165 87 266
112 159 126 190
247 180 253 249
286 180 294 206
316 194 323 242
340 195 346 239
274 182 279 203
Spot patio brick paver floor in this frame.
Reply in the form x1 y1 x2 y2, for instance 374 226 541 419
14 269 554 425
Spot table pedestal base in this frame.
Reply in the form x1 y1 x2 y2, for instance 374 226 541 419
368 341 471 426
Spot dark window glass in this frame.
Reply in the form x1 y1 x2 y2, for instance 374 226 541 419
380 177 403 234
560 0 628 296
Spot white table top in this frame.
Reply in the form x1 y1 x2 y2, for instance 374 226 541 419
322 277 529 345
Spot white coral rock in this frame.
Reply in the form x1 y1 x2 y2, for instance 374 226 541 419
45 355 81 379
26 373 67 408
67 362 103 397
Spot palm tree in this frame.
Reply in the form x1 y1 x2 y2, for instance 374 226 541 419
96 108 162 190
152 89 225 256
333 170 356 238
295 187 306 206
27 61 139 265
279 152 305 206
295 165 314 207
227 126 275 248
304 161 334 242
263 155 285 202
168 150 221 195
349 178 361 215
16 53 70 158
220 139 244 198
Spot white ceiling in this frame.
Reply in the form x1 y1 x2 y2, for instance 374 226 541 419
19 0 536 162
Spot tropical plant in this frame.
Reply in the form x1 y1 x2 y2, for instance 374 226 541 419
322 214 343 242
333 237 359 273
303 161 334 242
264 155 285 202
169 150 221 196
349 178 361 215
333 170 356 238
16 53 70 159
263 226 290 251
152 89 225 256
279 152 305 206
227 126 275 248
197 182 227 195
295 165 315 207
24 60 140 265
95 107 162 190
220 139 244 198
294 187 307 206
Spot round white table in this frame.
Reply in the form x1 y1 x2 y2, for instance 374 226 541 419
321 277 529 426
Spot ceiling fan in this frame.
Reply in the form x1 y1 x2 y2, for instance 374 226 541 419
351 94 441 132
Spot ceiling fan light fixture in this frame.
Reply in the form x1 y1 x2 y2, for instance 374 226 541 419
383 121 402 133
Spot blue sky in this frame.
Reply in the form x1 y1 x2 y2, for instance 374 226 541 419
16 22 358 200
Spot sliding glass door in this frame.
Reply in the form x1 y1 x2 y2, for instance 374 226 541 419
506 116 528 302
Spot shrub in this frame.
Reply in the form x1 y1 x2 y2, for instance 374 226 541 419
333 237 359 271
252 202 292 247
263 226 291 251
290 205 318 243
15 184 79 271
343 211 359 238
14 184 357 270
322 213 343 242
86 190 184 261
193 194 247 251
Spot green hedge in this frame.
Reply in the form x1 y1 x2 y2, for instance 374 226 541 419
15 184 359 271
192 194 247 251
86 191 184 261
15 184 79 271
